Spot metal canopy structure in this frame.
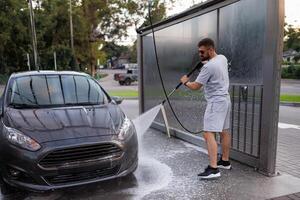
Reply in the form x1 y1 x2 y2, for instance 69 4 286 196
137 0 284 176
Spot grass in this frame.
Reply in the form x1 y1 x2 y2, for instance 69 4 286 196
280 94 300 103
108 90 138 98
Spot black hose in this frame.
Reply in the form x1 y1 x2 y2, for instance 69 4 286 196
148 2 204 134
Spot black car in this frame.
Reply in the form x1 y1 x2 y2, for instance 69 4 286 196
0 71 138 195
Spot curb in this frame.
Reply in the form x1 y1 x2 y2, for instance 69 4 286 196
121 97 138 100
280 102 300 107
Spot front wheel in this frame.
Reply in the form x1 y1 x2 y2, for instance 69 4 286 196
0 176 17 195
124 78 131 86
119 81 125 85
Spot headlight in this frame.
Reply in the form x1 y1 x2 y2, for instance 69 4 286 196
3 125 41 151
118 117 135 140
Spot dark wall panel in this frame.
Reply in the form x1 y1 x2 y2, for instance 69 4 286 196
143 11 218 132
219 0 266 84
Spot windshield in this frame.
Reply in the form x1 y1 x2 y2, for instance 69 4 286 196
7 75 109 108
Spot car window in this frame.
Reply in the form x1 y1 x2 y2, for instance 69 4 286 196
8 75 108 108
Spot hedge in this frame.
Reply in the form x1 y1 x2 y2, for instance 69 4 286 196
281 65 300 79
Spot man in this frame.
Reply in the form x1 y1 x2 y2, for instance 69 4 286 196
180 38 231 179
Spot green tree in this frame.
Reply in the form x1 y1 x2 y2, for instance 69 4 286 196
141 0 168 27
284 24 300 52
0 0 31 74
0 0 170 76
129 40 137 63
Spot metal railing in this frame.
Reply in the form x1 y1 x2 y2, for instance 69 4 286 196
229 84 263 157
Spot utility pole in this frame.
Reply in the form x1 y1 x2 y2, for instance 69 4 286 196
54 52 57 71
69 0 74 54
26 53 31 71
28 0 39 70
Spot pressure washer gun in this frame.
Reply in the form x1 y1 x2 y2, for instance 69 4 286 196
162 61 204 105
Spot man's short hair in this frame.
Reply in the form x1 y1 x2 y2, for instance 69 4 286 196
198 38 215 49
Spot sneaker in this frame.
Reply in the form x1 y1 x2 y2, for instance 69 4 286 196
198 165 221 179
217 159 232 170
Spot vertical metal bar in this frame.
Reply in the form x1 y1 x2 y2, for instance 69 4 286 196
231 85 235 147
137 35 144 114
161 104 171 138
54 52 57 71
237 86 241 150
258 87 263 157
250 86 256 155
69 0 74 54
27 53 31 71
258 0 284 176
28 0 39 70
243 86 248 152
216 8 220 48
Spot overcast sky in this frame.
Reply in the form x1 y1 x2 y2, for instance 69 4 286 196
119 0 300 45
285 0 300 27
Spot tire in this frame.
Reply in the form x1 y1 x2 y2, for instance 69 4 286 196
0 176 17 196
119 81 125 85
124 78 131 86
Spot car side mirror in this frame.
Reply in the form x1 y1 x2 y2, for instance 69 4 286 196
111 96 123 105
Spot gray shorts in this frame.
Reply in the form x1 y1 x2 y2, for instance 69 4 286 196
203 99 231 133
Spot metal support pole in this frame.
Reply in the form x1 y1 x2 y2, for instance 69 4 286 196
54 52 57 71
26 53 31 71
259 0 284 176
69 0 74 54
28 0 39 70
160 104 171 138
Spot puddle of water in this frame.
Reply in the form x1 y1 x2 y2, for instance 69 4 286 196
121 156 173 200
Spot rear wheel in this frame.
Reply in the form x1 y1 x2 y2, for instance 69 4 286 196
124 78 131 86
119 81 125 85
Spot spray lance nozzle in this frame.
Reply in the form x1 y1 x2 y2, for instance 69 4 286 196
161 61 204 105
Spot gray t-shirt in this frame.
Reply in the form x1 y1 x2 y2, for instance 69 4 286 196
195 55 229 102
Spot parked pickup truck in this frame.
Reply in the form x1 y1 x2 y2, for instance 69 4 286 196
114 68 138 85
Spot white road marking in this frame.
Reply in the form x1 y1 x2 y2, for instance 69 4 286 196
278 122 300 130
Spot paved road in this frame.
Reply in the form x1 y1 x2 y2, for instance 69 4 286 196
98 69 138 91
281 79 300 95
277 106 300 178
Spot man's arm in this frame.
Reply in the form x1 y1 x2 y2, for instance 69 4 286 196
185 81 202 90
180 75 203 90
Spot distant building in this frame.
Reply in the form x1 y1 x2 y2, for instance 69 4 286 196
107 53 131 69
283 49 300 63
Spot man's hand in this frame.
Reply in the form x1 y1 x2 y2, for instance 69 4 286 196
180 75 189 85
180 75 202 90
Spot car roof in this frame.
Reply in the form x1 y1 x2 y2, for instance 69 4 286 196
10 70 90 78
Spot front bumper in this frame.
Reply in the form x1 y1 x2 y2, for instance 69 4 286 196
0 134 138 191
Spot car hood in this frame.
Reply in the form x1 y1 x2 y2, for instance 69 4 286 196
4 104 125 143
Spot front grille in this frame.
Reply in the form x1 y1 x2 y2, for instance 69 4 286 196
39 143 122 169
45 165 120 185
